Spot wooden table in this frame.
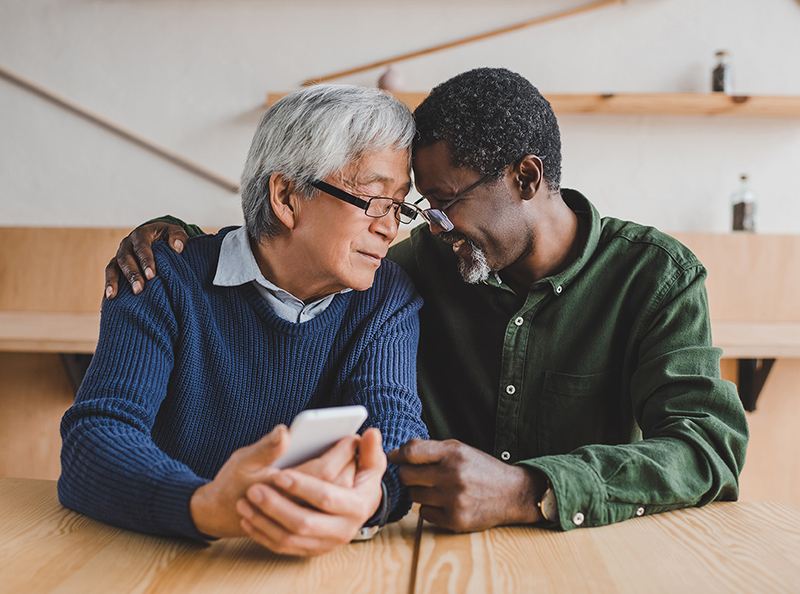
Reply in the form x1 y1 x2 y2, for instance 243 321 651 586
0 478 419 594
2 478 799 594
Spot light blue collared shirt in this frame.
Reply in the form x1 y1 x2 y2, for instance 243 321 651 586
212 226 351 323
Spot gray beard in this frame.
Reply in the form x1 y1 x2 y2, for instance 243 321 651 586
457 241 491 284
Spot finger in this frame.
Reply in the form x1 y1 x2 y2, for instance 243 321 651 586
293 435 359 483
267 468 378 518
417 504 456 531
115 237 146 295
397 462 444 488
129 228 159 281
406 485 453 508
239 507 340 557
104 258 121 300
165 227 189 254
388 438 450 466
240 425 290 469
331 459 357 488
355 428 387 481
244 483 357 541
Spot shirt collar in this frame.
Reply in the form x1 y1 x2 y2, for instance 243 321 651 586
539 188 600 295
213 224 351 302
482 189 599 296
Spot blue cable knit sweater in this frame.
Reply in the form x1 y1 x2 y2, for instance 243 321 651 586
58 228 427 539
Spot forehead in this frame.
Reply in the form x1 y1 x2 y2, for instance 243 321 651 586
412 141 470 192
341 147 411 188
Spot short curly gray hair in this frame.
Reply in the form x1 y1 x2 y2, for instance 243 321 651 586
241 85 415 240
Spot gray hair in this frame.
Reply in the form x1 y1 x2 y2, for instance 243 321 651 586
241 84 415 239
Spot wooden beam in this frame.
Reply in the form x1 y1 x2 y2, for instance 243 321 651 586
300 0 624 86
0 65 240 193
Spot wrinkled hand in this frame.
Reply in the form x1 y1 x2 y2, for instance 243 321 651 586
236 427 386 556
388 439 546 533
104 222 188 298
190 425 360 541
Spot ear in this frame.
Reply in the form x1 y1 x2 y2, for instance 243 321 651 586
268 173 299 230
514 155 543 200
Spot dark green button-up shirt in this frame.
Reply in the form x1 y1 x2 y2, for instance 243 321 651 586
387 189 748 531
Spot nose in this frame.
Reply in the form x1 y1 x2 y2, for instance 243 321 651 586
370 209 399 242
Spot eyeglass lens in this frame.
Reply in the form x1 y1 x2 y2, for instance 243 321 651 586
365 198 422 225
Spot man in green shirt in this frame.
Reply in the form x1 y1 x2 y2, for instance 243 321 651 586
105 68 748 533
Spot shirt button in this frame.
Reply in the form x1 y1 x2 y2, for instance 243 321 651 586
636 507 645 517
556 285 563 294
500 451 511 461
572 512 585 526
514 317 524 326
506 384 516 394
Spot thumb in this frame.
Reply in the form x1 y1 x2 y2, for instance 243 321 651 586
355 428 387 485
241 424 290 468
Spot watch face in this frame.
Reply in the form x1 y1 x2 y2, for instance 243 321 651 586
352 525 381 541
541 487 558 522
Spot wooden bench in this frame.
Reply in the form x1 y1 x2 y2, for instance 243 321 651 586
2 227 798 405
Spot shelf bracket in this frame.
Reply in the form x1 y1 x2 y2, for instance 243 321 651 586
737 358 775 412
59 353 93 396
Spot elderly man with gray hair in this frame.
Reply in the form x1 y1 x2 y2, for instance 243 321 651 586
58 85 428 556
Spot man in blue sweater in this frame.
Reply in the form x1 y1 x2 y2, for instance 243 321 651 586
59 85 428 556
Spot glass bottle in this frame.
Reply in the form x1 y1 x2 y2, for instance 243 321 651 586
731 174 756 232
712 51 732 94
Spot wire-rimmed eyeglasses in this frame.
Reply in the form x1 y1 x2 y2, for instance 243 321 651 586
412 174 494 232
311 180 423 225
311 174 493 233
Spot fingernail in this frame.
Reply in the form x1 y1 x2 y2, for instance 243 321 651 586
144 267 154 280
249 487 263 504
132 281 142 294
105 286 113 299
174 240 184 252
271 424 286 442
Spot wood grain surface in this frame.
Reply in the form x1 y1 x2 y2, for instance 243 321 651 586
0 312 100 353
671 233 800 324
413 502 800 594
0 478 420 594
4 479 799 594
0 227 130 313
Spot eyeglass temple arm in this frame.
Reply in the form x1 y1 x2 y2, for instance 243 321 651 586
311 180 370 210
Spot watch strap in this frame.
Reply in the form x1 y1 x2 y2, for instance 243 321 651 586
351 479 389 542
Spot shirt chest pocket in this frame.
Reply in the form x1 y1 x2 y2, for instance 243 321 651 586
537 369 619 455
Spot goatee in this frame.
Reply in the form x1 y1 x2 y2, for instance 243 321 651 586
456 239 491 284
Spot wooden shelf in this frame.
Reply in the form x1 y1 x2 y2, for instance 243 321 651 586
267 92 800 117
0 312 100 354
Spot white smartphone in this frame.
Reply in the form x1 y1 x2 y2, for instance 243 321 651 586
272 405 369 469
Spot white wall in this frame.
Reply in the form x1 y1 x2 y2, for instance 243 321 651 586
2 0 799 233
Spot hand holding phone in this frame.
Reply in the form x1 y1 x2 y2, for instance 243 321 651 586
272 405 368 469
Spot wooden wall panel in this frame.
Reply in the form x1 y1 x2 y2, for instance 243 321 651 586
0 353 74 479
0 227 130 313
671 233 800 323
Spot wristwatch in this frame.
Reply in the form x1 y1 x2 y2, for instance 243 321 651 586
351 480 390 541
538 481 558 522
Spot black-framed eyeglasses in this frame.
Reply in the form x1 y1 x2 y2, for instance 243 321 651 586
413 174 494 232
311 180 424 225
